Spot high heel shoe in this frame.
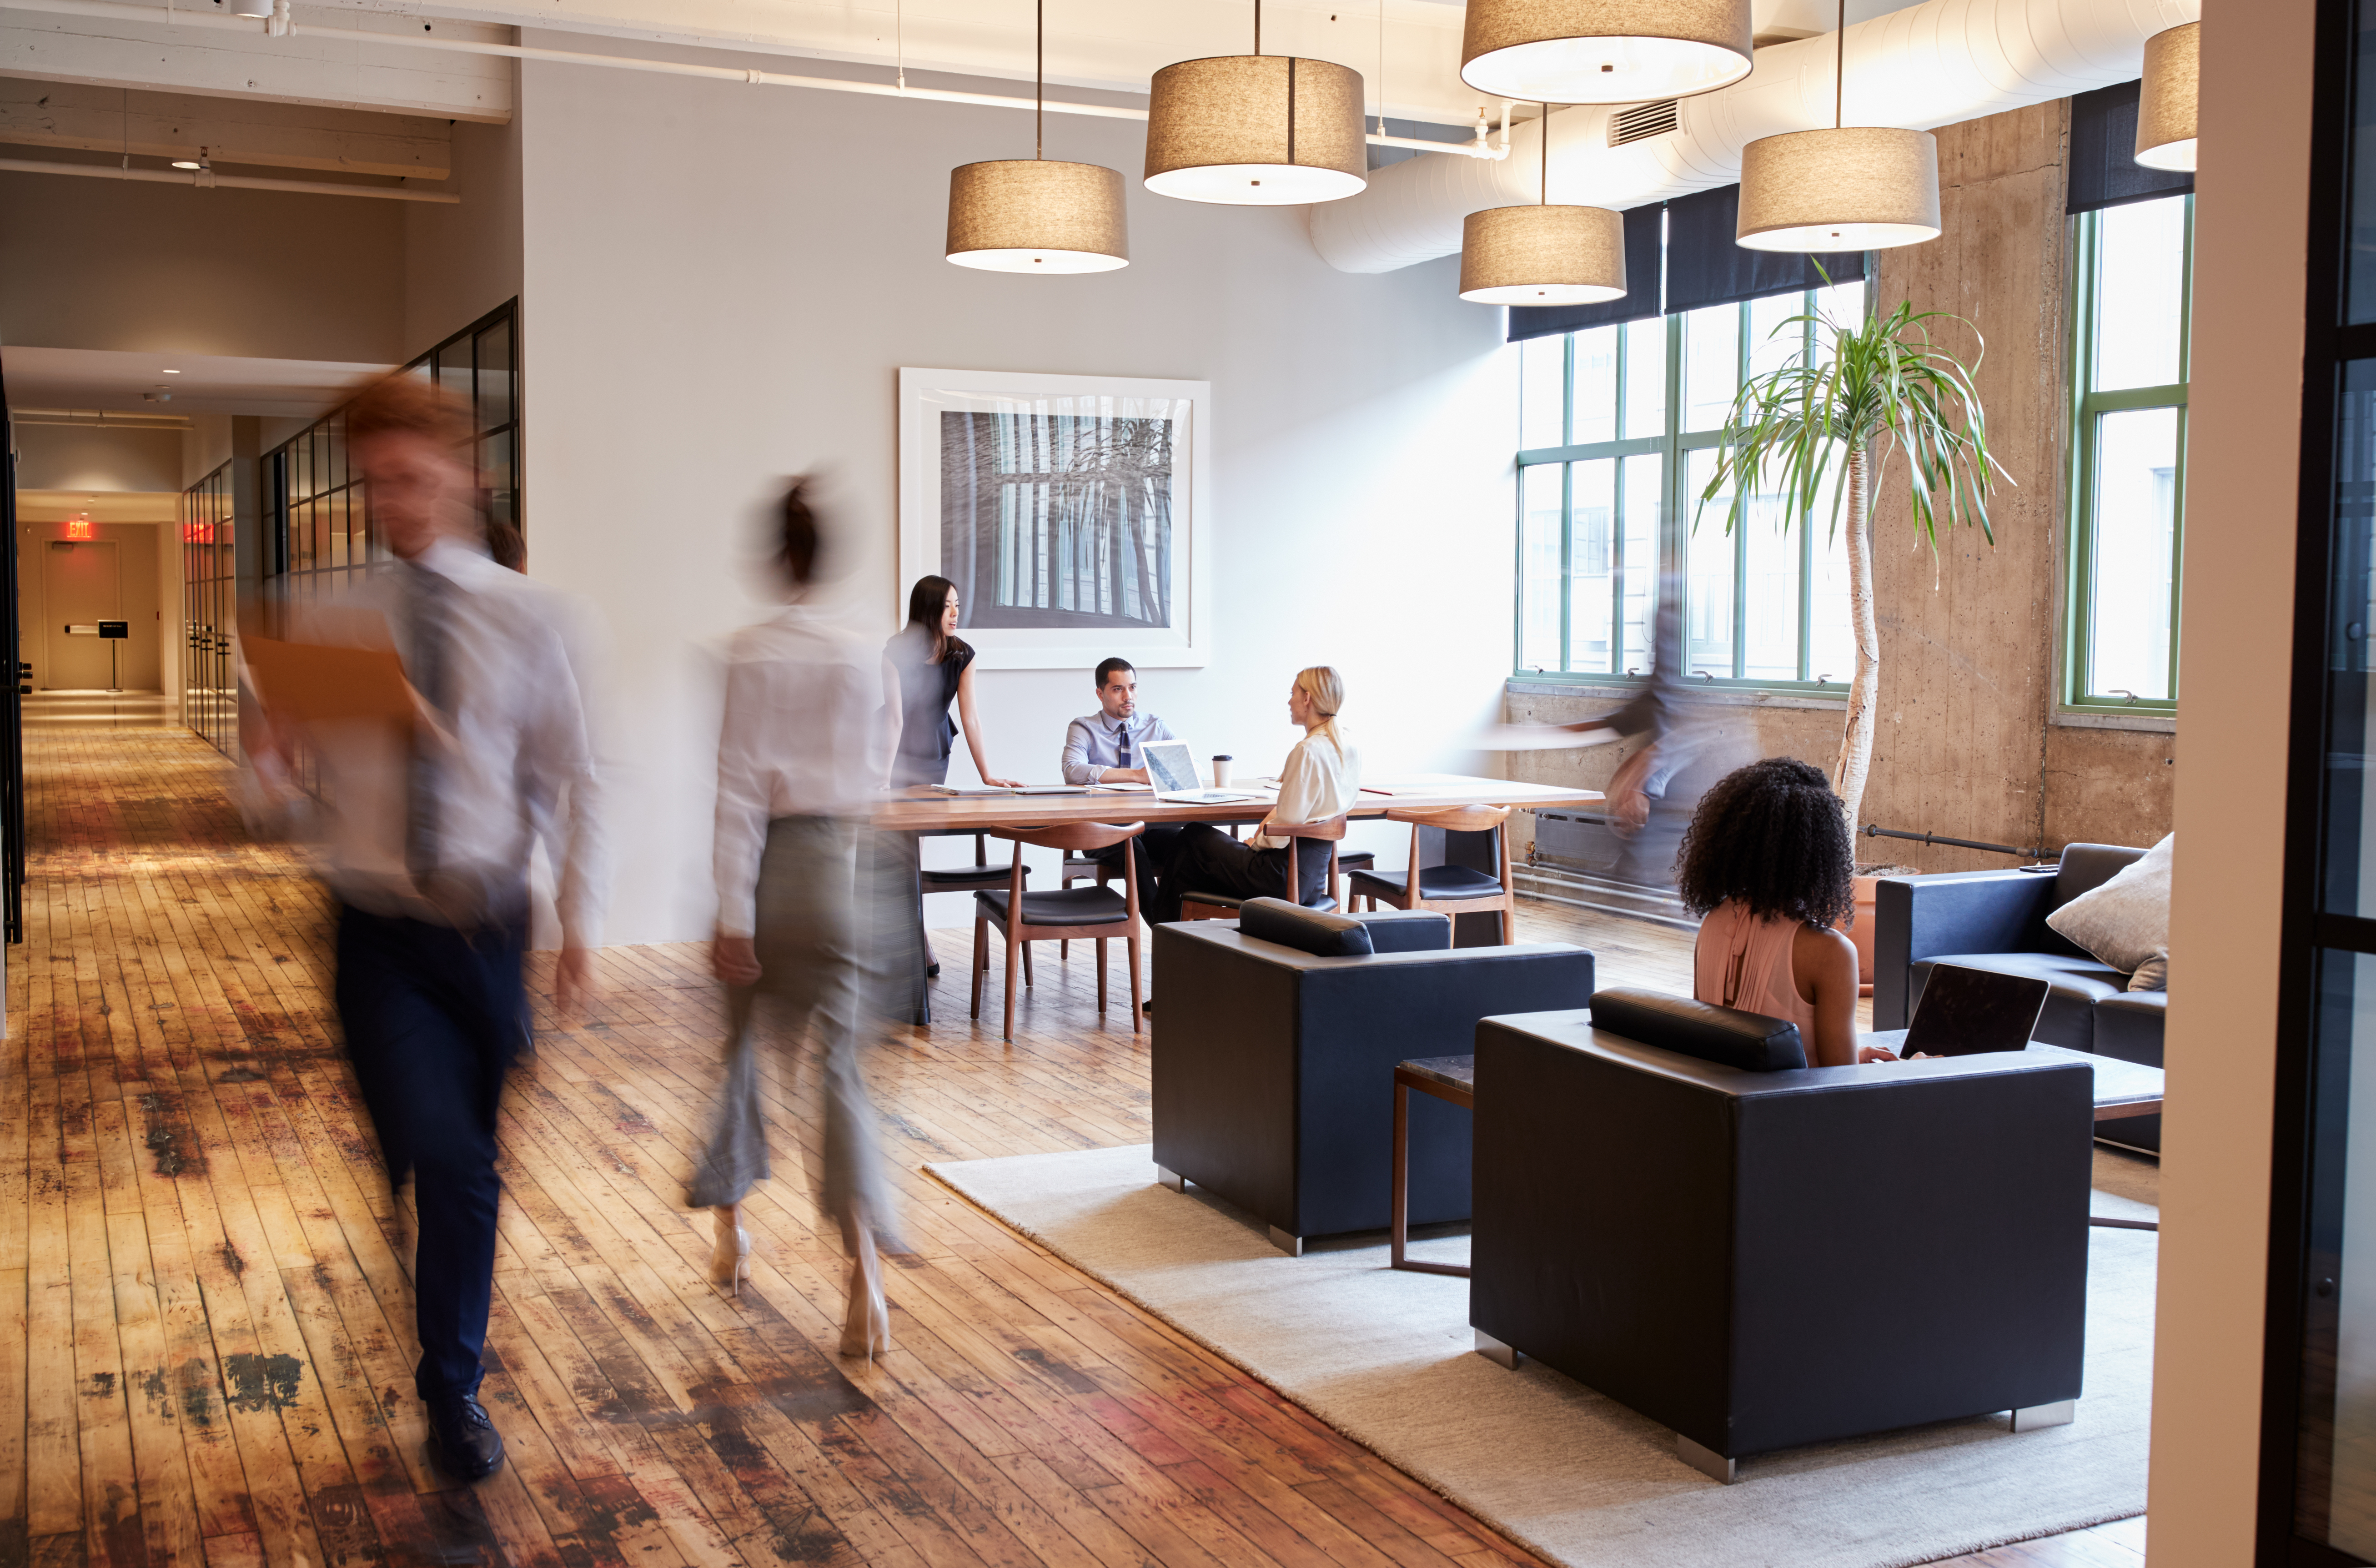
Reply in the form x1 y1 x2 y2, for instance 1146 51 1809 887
839 1232 890 1361
710 1205 751 1297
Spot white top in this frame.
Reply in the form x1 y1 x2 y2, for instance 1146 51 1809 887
713 601 883 937
285 537 611 946
1251 725 1358 849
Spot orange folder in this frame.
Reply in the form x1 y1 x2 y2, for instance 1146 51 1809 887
241 634 417 729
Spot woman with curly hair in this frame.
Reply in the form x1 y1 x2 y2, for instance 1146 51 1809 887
1675 758 1902 1067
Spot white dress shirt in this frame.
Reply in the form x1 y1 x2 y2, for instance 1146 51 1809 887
1251 726 1359 849
289 537 610 946
1060 709 1177 784
713 601 882 938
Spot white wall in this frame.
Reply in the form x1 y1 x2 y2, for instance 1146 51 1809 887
403 115 522 356
516 41 1518 946
14 421 181 492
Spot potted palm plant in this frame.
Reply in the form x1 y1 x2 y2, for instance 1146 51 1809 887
1699 291 2006 841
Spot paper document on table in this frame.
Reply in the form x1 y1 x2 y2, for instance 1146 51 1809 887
242 634 416 729
1159 790 1268 804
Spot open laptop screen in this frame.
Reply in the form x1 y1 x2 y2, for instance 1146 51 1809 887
1903 964 2052 1057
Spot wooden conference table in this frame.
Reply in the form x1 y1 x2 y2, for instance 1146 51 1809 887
874 772 1605 833
876 774 1604 1023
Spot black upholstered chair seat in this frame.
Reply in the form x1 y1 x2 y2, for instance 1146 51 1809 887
1337 850 1375 872
1910 950 2125 1049
975 886 1131 927
1347 863 1506 902
1061 855 1107 878
923 862 1030 891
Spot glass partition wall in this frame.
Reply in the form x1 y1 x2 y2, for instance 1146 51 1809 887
180 462 237 758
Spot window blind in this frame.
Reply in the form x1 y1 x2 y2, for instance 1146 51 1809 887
1663 184 1866 315
2069 80 2193 214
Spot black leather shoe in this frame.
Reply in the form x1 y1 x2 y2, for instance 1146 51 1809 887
1140 995 1155 1015
927 962 941 979
427 1393 506 1482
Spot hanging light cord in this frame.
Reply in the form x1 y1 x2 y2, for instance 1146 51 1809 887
896 0 904 91
1035 0 1043 158
1540 101 1548 205
1834 0 1844 129
1375 0 1385 136
1254 0 1261 57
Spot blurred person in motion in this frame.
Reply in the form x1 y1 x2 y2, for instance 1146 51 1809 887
693 478 903 1359
1487 580 1751 890
1676 757 1904 1067
882 575 1020 1002
245 372 608 1483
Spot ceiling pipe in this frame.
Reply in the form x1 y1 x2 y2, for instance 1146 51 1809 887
1308 0 2200 274
7 0 1505 159
0 155 459 201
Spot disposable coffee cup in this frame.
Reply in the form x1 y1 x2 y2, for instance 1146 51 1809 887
1212 755 1233 788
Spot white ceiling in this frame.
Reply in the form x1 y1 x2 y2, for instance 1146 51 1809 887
3 346 390 418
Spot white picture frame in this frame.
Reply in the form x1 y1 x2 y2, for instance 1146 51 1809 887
898 366 1212 669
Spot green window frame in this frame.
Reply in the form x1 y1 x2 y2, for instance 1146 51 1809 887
1513 282 1865 694
2064 194 2191 715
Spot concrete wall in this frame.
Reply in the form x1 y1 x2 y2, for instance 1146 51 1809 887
1505 99 2177 873
515 38 1515 946
2145 0 2313 1554
0 170 405 362
13 421 181 492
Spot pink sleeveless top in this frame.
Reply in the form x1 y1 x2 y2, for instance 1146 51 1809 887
1693 900 1818 1036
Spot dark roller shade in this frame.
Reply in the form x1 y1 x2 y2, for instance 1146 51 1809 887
2069 79 2192 214
1507 202 1666 342
1665 184 1866 315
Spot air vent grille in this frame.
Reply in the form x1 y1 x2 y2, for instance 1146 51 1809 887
1608 100 1680 147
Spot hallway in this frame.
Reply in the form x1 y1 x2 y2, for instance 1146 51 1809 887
0 713 1556 1568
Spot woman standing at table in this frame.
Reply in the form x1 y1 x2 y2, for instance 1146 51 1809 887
884 575 1020 791
882 576 1020 994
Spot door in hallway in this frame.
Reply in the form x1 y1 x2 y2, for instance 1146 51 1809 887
43 539 118 689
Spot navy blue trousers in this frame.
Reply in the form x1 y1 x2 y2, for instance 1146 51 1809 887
336 903 525 1400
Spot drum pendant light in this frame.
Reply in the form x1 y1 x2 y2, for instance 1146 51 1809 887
1459 105 1626 306
1459 0 1753 106
1735 0 1939 252
946 0 1130 272
2135 20 2199 172
1143 0 1367 206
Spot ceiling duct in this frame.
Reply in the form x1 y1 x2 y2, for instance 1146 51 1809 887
1609 100 1681 146
1308 0 2199 274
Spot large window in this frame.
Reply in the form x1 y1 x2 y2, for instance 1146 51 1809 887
2066 193 2191 713
1516 281 1865 689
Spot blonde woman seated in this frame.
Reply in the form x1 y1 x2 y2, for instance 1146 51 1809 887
1150 666 1358 927
1676 757 1907 1067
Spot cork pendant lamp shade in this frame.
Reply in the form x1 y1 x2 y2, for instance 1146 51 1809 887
1734 0 1939 253
1459 0 1753 106
2135 21 2198 172
945 0 1130 273
1459 106 1626 305
1143 1 1367 206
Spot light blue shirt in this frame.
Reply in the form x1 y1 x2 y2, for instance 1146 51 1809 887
1061 709 1178 784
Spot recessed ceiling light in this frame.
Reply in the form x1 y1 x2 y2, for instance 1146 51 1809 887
160 368 181 374
171 160 202 170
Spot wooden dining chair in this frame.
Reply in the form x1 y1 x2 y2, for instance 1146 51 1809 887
922 830 1031 982
1057 853 1116 959
973 822 1146 1043
1178 814 1351 921
1344 804 1517 941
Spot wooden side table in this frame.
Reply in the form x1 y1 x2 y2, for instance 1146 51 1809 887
1392 1055 1475 1277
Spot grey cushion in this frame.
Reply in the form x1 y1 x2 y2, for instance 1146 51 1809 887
2052 843 2149 911
1588 988 1808 1072
1912 952 2125 1050
2046 835 2172 977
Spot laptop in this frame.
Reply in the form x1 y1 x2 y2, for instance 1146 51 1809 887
1902 963 2053 1057
1142 739 1266 803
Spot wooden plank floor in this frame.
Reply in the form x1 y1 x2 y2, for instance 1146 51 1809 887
0 707 2141 1568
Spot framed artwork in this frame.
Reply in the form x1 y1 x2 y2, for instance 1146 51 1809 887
898 367 1211 669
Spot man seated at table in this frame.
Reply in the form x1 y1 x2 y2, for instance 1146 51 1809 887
1061 657 1182 910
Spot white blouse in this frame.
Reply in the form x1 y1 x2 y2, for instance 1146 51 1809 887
1251 726 1359 849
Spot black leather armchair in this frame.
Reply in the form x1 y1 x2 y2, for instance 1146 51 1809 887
1873 843 2162 1151
1470 998 2095 1481
1150 900 1596 1253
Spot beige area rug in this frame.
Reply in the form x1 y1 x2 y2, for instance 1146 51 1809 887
926 1144 2160 1568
